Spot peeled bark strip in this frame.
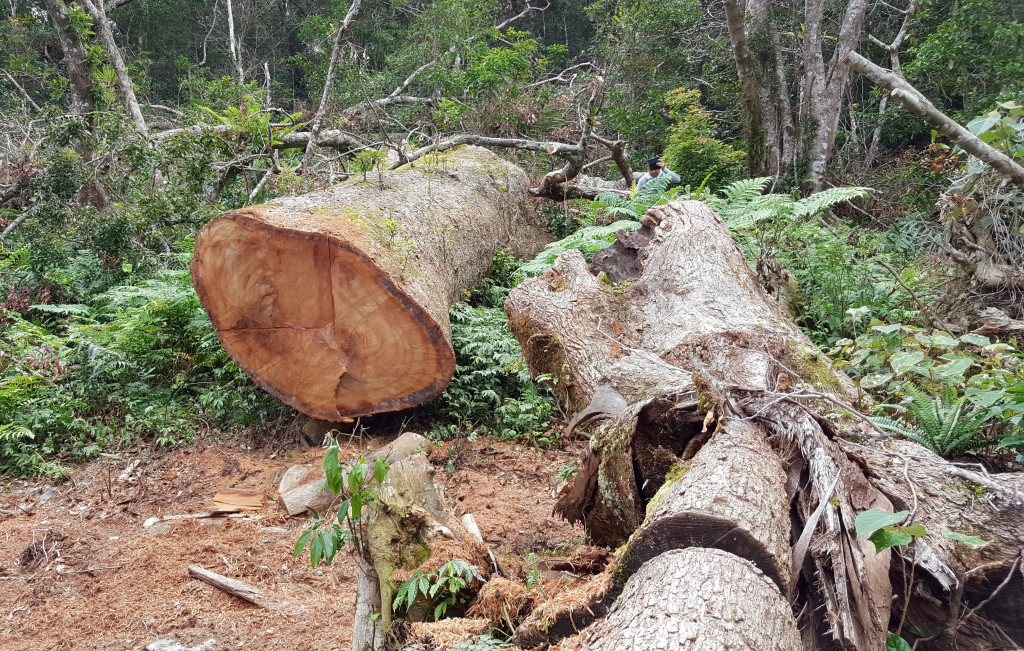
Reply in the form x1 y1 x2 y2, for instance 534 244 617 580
842 439 1024 649
579 548 801 651
618 420 791 592
192 146 546 419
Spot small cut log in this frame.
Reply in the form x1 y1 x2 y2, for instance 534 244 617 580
188 565 271 608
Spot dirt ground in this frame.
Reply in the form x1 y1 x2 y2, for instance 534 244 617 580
0 434 585 651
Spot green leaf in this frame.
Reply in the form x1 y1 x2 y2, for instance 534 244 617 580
323 447 343 495
434 603 446 620
351 492 363 520
293 529 313 557
958 333 991 346
889 351 925 375
860 373 894 389
310 531 324 567
349 460 367 494
966 113 1000 136
935 357 973 380
869 527 913 552
322 529 337 564
942 530 991 549
336 500 350 524
374 458 389 485
856 509 909 539
891 523 927 539
886 632 912 651
872 324 903 335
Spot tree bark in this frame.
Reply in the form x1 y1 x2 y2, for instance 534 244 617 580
848 52 1024 190
42 0 94 118
617 420 792 593
841 439 1024 649
506 201 896 649
80 0 148 137
225 0 244 83
578 548 802 651
191 146 547 420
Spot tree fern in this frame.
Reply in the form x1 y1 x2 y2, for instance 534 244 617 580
707 177 870 229
871 383 992 457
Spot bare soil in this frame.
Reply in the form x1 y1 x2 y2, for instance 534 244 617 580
0 435 585 651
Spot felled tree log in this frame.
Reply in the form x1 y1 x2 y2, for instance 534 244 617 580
578 548 802 651
617 420 791 592
506 201 893 650
192 146 547 419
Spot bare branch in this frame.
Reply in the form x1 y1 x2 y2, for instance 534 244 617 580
302 0 364 171
848 51 1024 189
2 71 41 111
523 62 594 89
492 1 550 32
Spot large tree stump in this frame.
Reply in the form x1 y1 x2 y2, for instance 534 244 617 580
578 548 802 651
191 146 547 419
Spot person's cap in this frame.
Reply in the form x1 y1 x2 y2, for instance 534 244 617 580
647 157 661 169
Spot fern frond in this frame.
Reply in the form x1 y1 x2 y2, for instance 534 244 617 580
792 186 871 218
0 423 33 442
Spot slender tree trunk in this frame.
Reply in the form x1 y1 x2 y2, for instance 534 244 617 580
723 0 769 176
42 0 94 117
80 0 148 137
301 0 363 172
225 0 244 82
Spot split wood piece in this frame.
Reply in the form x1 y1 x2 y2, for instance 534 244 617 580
191 146 548 420
188 565 272 608
841 438 1024 649
278 431 433 516
617 419 791 592
578 548 801 651
211 489 265 512
513 566 614 649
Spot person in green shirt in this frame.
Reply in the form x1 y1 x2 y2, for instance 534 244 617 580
636 156 680 191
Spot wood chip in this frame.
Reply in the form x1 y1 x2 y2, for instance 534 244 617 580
211 489 265 512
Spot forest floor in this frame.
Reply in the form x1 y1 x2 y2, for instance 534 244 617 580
0 432 586 651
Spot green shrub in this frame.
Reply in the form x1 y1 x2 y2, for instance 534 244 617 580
662 88 745 190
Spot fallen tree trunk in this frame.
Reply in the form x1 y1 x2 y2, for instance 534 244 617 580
506 201 1024 650
191 146 547 419
578 548 802 651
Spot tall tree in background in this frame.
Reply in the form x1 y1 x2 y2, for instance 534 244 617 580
723 0 869 189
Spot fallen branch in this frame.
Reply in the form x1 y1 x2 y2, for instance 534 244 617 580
847 51 1024 189
188 565 271 608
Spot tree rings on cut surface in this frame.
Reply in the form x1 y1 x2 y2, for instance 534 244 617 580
191 145 546 419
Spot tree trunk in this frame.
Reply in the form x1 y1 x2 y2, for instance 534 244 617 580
617 420 792 593
191 146 547 420
352 557 385 651
81 0 148 137
42 0 94 118
578 548 802 651
504 200 1020 650
225 0 244 83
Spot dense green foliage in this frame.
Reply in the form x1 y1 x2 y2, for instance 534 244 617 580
0 0 1021 481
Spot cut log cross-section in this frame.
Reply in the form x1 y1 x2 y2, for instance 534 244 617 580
191 146 548 419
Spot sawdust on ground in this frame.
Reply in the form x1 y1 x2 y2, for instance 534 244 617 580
0 435 585 651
